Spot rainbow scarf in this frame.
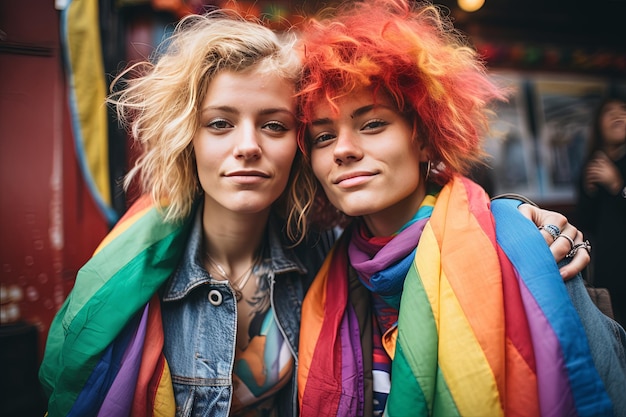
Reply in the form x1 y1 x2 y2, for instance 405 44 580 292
298 176 612 417
39 196 194 417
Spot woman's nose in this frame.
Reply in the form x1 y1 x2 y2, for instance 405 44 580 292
234 123 262 159
333 130 363 165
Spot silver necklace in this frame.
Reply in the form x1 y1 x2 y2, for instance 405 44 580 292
205 253 259 302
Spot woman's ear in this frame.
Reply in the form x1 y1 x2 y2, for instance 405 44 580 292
418 141 431 162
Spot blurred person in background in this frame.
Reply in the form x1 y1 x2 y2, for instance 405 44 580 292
578 94 626 325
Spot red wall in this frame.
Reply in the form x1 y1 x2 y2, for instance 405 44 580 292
0 0 110 360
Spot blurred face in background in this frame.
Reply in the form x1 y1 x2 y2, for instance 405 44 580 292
600 99 626 146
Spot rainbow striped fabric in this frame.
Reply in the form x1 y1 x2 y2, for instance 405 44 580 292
39 196 193 417
60 0 117 224
298 176 612 417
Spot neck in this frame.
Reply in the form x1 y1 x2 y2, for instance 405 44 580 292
362 182 427 237
201 202 269 277
602 142 626 160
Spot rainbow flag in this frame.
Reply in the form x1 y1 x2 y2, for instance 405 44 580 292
298 176 612 417
60 0 117 224
39 196 193 417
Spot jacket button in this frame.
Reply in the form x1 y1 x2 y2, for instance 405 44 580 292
208 289 223 306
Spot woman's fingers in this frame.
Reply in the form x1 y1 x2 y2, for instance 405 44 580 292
553 226 590 280
517 204 590 280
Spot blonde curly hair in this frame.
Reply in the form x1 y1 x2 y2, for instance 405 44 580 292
109 11 309 239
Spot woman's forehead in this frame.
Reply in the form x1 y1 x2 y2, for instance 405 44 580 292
311 87 395 116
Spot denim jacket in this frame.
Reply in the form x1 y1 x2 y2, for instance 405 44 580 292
160 209 332 417
562 271 626 417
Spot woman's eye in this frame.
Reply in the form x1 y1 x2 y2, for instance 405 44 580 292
312 132 336 145
362 119 388 131
264 121 288 132
207 119 232 130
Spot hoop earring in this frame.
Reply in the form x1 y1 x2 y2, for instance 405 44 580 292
425 160 432 181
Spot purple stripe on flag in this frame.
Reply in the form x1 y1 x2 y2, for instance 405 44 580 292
97 303 150 417
519 280 576 417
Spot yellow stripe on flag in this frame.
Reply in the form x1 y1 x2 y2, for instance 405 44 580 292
67 0 111 205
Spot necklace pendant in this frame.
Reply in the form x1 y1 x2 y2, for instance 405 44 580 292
204 250 262 303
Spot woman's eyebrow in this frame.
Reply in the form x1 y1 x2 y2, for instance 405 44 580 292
258 108 296 118
200 106 294 118
311 103 395 126
200 105 238 115
351 103 397 119
310 117 332 127
351 104 376 119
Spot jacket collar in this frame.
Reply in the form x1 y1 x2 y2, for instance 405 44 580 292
162 203 306 301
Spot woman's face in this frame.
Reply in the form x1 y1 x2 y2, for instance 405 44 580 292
600 100 626 146
308 88 429 236
193 70 297 215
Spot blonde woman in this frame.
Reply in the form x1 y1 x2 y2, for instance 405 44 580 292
39 12 332 416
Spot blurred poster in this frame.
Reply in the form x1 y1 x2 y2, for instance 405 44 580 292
484 71 612 202
534 76 607 201
483 72 538 198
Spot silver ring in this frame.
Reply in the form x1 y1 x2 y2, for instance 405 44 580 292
557 233 575 249
539 224 560 242
566 240 592 258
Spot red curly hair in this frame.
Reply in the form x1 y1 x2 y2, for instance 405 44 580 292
296 0 507 185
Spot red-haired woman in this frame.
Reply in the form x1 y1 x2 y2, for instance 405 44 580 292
294 1 626 416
